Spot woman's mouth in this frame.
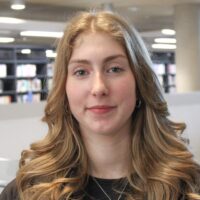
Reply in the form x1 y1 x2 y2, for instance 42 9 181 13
87 105 116 114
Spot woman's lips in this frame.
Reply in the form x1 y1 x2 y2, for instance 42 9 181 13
87 105 116 114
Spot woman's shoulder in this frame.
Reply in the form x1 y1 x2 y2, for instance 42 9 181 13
0 179 19 200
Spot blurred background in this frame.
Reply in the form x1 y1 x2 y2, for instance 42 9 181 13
0 0 180 47
0 0 200 192
0 0 200 104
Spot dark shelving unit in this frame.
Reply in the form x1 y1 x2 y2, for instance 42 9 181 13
150 52 176 93
0 44 54 104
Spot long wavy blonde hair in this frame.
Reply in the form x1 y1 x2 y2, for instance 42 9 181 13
16 11 200 200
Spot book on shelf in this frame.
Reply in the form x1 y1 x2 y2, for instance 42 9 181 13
17 93 41 103
48 78 53 90
0 96 11 104
168 75 176 85
0 64 7 78
152 63 165 75
0 80 3 93
17 79 41 92
31 79 41 91
168 64 176 74
47 62 54 77
16 64 37 77
152 63 165 86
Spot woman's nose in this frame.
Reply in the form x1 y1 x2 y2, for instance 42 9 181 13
91 73 109 97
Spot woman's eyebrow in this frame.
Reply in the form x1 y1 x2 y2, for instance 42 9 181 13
68 59 90 65
103 54 127 63
69 54 127 65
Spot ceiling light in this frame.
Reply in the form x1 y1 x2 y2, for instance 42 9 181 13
20 31 63 38
0 17 25 24
161 29 176 36
154 38 176 44
152 44 176 50
0 37 15 43
21 49 31 54
11 0 25 10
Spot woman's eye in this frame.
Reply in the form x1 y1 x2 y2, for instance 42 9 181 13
74 69 88 77
107 66 124 73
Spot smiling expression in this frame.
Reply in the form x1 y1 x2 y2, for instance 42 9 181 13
66 32 137 137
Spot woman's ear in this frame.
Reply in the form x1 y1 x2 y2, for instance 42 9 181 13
135 99 142 108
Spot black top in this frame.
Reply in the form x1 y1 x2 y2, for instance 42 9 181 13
0 177 189 200
0 177 127 200
84 176 127 200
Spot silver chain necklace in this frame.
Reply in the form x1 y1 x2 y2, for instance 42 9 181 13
92 177 128 200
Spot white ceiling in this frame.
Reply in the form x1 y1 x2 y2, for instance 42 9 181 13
23 0 200 8
0 0 200 49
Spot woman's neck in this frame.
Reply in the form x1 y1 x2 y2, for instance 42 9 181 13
81 130 132 179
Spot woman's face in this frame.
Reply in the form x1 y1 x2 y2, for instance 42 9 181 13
66 32 137 137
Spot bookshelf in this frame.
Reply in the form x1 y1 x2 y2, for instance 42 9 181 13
0 45 54 104
150 52 176 93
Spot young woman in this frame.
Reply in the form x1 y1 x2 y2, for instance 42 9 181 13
1 11 200 200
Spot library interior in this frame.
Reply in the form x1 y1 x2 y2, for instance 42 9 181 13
0 0 200 195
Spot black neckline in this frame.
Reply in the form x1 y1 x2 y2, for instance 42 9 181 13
88 175 126 182
84 175 128 200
